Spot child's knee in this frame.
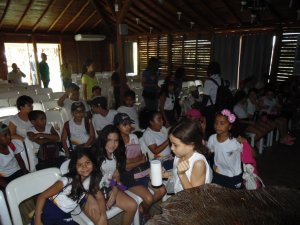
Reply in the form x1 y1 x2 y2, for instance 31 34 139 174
127 198 138 213
143 193 154 205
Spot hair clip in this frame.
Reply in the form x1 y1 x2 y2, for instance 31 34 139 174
221 109 236 123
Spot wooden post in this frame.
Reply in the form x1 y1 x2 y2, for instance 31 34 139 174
32 35 41 86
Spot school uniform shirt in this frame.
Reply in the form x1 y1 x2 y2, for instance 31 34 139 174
173 152 212 194
0 140 23 177
69 118 90 146
142 126 171 160
51 176 90 213
27 124 53 154
233 103 248 119
92 110 118 131
117 106 140 131
207 134 242 177
203 74 221 106
100 155 117 188
164 93 175 110
247 99 256 116
9 114 32 138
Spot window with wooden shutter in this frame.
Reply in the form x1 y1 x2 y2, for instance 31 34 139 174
158 35 168 78
171 35 184 75
277 31 300 82
196 39 211 79
138 36 148 76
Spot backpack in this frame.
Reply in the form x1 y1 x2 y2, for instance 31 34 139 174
64 117 90 151
38 142 61 163
209 78 234 111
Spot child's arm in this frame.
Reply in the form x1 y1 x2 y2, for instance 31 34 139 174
15 153 28 174
147 139 169 155
34 180 64 225
83 120 95 148
61 126 70 158
57 91 70 107
8 122 24 141
177 160 206 190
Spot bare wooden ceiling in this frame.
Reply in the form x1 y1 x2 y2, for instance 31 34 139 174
0 0 299 37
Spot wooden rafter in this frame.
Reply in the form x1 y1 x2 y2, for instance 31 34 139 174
124 20 140 34
0 0 11 28
61 1 90 33
175 0 213 27
129 10 158 31
125 18 145 33
129 5 165 32
15 0 35 32
221 0 242 24
90 0 113 33
199 1 226 25
89 18 102 31
163 0 191 29
47 0 74 32
137 0 177 31
117 0 134 24
32 0 56 32
75 11 97 33
104 0 116 20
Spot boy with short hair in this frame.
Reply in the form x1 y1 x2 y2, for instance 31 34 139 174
91 85 102 98
27 110 60 165
61 102 95 157
117 90 140 131
89 96 118 133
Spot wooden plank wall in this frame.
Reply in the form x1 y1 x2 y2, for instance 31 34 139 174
0 33 114 81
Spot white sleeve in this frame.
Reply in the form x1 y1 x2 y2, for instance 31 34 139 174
11 139 24 155
207 135 215 153
129 134 139 144
60 177 70 186
143 132 156 146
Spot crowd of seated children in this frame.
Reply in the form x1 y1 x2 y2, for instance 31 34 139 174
159 77 176 127
61 102 95 157
8 95 33 141
89 96 118 134
140 109 173 170
117 90 140 131
258 87 295 145
93 125 137 225
27 110 60 168
114 113 165 222
0 122 28 190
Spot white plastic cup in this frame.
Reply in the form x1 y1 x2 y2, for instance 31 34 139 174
150 160 163 187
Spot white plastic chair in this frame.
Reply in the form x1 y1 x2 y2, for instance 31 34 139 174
18 89 37 97
45 110 64 131
26 85 40 91
14 138 36 172
0 91 19 99
194 80 203 87
0 106 18 117
60 160 142 225
5 168 61 225
49 92 65 100
0 98 10 107
33 102 44 111
42 100 60 111
8 96 19 106
32 94 50 103
0 190 12 225
36 88 53 95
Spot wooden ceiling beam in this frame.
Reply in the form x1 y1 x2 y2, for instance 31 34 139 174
137 0 178 31
124 20 140 34
129 9 161 32
15 0 35 32
47 0 74 32
117 0 134 24
199 1 226 25
175 0 213 27
75 11 97 33
162 0 190 29
90 0 113 33
104 0 116 21
129 5 166 32
0 0 11 28
32 0 56 32
125 18 145 33
89 18 102 31
220 0 242 24
61 1 90 33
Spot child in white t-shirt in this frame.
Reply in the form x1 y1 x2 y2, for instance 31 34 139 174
208 109 244 189
89 96 118 133
61 102 95 157
0 123 27 190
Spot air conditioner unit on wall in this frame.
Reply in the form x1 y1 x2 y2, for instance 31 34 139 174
74 34 106 41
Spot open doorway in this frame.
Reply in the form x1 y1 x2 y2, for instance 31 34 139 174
4 43 63 92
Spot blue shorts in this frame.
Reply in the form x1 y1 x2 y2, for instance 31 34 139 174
31 199 78 225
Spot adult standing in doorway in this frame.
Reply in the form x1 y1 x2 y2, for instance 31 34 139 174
81 59 98 100
60 60 72 90
7 63 26 84
142 57 160 111
38 53 50 88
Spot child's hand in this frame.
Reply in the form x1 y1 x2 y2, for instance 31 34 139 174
177 160 189 175
237 136 247 144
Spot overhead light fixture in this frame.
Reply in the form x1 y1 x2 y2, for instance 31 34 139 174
241 1 247 12
177 11 182 21
149 27 153 34
136 18 140 25
74 34 106 41
250 13 257 24
114 0 119 12
190 21 195 29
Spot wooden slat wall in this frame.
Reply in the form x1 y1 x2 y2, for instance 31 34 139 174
0 34 114 81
